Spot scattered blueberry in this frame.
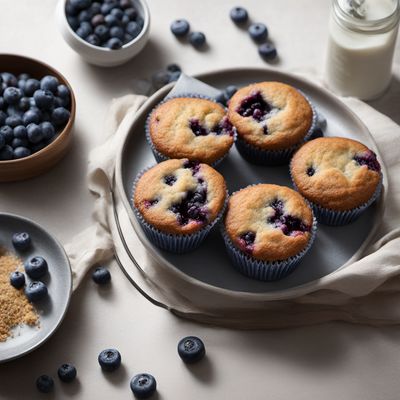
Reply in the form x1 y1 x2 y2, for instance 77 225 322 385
25 281 48 302
92 266 111 284
258 43 277 60
58 363 77 383
177 336 206 363
25 256 48 279
98 349 121 372
166 63 181 73
170 19 190 37
230 7 248 24
9 271 26 289
189 31 206 48
248 23 268 42
36 375 54 393
12 232 31 251
130 374 157 399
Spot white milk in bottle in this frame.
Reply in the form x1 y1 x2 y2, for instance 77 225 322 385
325 0 400 100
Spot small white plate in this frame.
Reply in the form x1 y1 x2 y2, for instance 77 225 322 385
0 213 72 363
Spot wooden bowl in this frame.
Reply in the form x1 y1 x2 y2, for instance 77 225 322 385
0 54 76 182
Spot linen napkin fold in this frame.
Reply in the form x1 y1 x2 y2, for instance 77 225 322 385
65 76 400 329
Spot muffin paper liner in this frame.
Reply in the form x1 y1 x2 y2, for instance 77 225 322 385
234 90 318 166
289 165 383 226
131 165 229 254
221 217 318 282
145 94 235 168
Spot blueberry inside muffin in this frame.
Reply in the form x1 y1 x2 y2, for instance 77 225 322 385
134 159 227 234
225 184 314 261
148 97 235 164
228 82 313 150
291 137 382 211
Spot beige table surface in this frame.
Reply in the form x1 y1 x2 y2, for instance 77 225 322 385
1 0 400 399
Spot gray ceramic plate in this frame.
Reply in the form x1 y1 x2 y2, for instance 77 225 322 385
115 68 387 295
0 213 72 363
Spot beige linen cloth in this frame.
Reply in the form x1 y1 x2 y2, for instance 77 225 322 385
65 73 400 329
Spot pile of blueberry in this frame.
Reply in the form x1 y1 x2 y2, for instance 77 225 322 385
0 72 71 161
65 0 144 50
9 232 50 302
230 6 278 61
170 19 206 48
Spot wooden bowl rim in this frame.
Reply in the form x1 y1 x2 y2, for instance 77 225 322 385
0 53 76 166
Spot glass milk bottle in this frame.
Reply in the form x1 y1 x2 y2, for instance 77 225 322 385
325 0 400 100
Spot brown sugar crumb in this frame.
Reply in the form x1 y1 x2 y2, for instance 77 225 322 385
0 248 38 342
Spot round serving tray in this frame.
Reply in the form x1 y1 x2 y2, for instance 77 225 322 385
115 67 387 298
0 213 72 363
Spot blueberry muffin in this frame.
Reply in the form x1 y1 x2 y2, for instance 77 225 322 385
133 159 227 252
290 137 382 225
222 184 316 280
228 82 315 164
147 97 235 165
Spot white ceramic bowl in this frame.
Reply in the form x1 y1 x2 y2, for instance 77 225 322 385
56 0 150 67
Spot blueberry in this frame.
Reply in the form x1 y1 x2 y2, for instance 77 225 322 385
126 21 141 37
90 1 102 15
110 26 124 40
70 0 91 10
94 25 110 41
13 146 31 159
224 85 238 99
110 7 124 19
0 99 5 112
230 7 248 24
58 363 77 383
101 2 116 15
0 144 13 160
40 75 59 94
258 43 277 60
124 33 134 43
98 349 121 372
0 125 13 142
0 110 6 126
52 107 71 126
14 125 29 141
169 71 181 82
76 21 93 38
189 31 206 48
40 121 56 140
3 87 22 105
105 14 119 27
177 336 206 363
18 79 27 92
92 266 111 284
19 97 30 111
78 9 91 22
120 0 132 9
248 23 268 42
6 105 23 117
130 374 157 399
25 281 48 302
33 89 54 110
36 375 54 393
11 138 29 148
23 109 41 125
31 141 48 153
1 72 17 87
5 115 22 128
170 19 190 37
125 7 137 21
24 79 40 96
151 70 172 90
86 33 101 46
66 2 80 17
10 271 26 289
0 133 4 149
25 256 48 279
91 13 105 26
27 123 44 143
167 63 181 73
67 15 80 30
106 37 123 49
18 73 30 81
